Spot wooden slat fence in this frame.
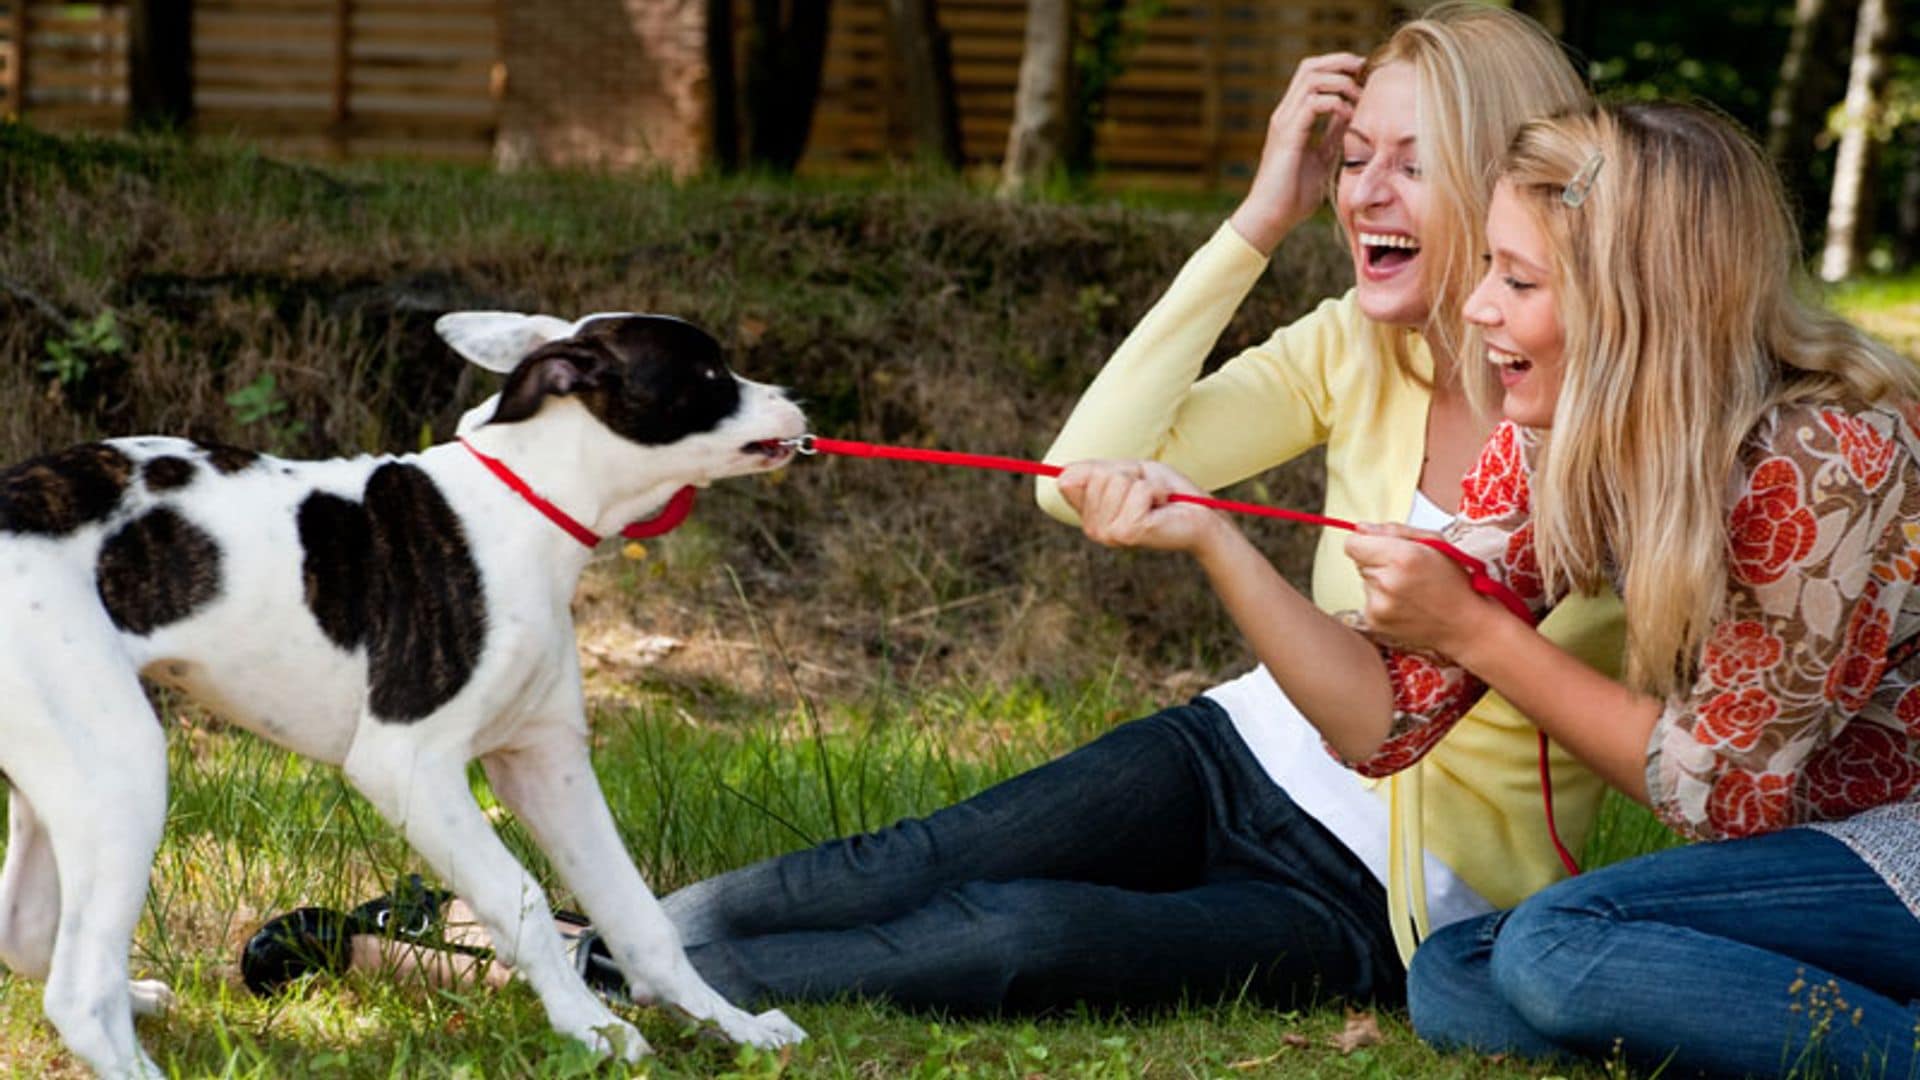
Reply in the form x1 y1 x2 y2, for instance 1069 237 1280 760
0 0 1397 188
0 3 16 119
805 0 1397 190
0 0 498 160
194 0 498 161
0 2 128 129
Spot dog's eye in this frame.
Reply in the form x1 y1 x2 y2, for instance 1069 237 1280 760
703 368 723 380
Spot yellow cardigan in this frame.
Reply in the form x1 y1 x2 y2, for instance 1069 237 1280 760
1037 222 1624 956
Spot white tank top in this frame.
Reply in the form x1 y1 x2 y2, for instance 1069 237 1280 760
1203 490 1494 931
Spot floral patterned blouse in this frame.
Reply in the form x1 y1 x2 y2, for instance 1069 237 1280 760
1342 401 1920 850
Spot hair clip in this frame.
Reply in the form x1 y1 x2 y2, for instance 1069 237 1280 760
1561 151 1605 208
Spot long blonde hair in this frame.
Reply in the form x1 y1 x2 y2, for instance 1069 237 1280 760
1496 102 1920 694
1358 2 1589 381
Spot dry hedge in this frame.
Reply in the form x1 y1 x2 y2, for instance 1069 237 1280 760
0 123 1353 695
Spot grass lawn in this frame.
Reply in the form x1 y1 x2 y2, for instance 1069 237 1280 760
1832 271 1920 359
0 660 1651 1079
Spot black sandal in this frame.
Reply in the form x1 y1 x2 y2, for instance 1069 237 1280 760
241 875 626 1000
346 873 474 950
239 906 358 997
241 874 486 997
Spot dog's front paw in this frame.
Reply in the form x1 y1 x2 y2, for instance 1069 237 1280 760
577 1015 652 1063
128 979 176 1019
725 1006 807 1048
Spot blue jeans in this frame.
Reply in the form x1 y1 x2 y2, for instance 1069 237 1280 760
660 699 1402 1014
1409 828 1920 1079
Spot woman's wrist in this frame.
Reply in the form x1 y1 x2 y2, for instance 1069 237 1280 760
1227 202 1293 257
1443 600 1528 680
1188 509 1251 571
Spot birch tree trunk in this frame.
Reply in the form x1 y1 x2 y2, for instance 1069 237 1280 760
999 0 1072 195
1770 0 1831 160
1820 0 1895 281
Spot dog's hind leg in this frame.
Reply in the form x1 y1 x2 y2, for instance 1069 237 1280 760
342 727 650 1063
482 737 807 1049
0 786 59 979
0 780 176 1024
3 666 171 1080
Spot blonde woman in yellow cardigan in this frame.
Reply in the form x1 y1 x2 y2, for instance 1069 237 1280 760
1034 0 1622 980
625 3 1620 1015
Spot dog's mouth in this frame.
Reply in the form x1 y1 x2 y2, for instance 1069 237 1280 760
743 439 796 461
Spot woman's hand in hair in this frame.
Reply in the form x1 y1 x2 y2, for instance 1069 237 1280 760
1056 459 1229 557
1230 52 1366 255
1345 523 1504 660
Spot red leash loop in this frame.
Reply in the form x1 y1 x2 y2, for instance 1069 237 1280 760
459 438 696 547
620 486 698 539
794 434 1578 876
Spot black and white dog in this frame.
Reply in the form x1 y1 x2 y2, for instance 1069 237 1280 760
0 312 808 1077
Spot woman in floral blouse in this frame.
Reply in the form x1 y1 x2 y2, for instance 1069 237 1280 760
1057 102 1920 1076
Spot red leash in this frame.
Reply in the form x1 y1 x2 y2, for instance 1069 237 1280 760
790 434 1580 876
794 436 1536 623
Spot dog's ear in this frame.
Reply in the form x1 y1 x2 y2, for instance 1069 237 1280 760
489 340 608 424
435 312 578 373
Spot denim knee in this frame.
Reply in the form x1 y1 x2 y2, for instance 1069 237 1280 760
1407 911 1576 1062
1486 888 1618 1044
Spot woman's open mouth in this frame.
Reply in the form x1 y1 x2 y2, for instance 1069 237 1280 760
1489 346 1532 384
1358 231 1421 277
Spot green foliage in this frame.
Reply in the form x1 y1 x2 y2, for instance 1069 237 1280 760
1071 0 1167 173
1582 1 1790 133
38 309 122 388
1871 55 1920 141
225 372 310 452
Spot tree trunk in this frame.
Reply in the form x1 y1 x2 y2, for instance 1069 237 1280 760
1770 0 1829 160
1768 0 1859 240
708 0 741 172
884 0 962 168
1819 0 1895 282
129 0 193 131
999 0 1072 195
744 0 834 173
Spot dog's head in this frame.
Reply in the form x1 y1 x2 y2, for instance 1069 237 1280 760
437 311 806 486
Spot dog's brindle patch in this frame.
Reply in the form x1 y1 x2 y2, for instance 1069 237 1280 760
196 442 259 474
297 491 371 650
297 463 486 722
96 508 223 634
141 456 196 492
0 444 135 536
